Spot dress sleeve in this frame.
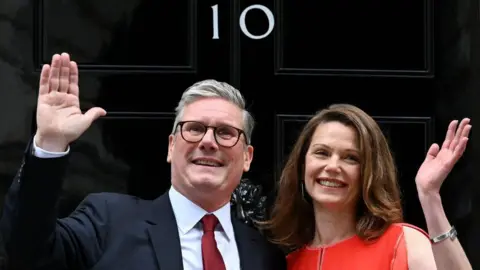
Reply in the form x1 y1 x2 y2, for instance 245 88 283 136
391 228 408 270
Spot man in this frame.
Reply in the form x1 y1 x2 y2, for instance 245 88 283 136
0 53 286 270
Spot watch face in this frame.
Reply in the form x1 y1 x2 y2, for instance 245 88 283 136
450 227 458 239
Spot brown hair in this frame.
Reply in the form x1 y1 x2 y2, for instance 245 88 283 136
263 104 403 250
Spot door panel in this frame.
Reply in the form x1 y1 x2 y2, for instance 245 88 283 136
275 0 432 76
40 0 194 71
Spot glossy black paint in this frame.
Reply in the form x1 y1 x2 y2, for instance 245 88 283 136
0 0 478 266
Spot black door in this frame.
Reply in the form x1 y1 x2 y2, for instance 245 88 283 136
0 0 477 266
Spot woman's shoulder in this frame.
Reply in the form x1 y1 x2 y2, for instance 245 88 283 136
392 222 429 237
348 223 427 258
389 223 436 269
379 222 429 242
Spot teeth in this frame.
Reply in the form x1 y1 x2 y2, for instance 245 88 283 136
194 160 221 167
318 180 344 188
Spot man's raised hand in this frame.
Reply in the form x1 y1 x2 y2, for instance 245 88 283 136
35 53 106 152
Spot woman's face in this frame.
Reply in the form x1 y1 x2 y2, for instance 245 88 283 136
304 121 362 209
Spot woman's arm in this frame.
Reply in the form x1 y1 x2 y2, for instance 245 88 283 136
419 192 472 270
414 118 472 270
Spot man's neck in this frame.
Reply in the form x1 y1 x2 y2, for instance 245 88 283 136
171 184 230 213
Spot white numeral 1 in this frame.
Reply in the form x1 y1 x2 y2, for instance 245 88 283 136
211 4 219 39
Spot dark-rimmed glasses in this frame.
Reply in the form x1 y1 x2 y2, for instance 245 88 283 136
176 121 247 148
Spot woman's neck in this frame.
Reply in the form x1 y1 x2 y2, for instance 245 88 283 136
311 203 357 247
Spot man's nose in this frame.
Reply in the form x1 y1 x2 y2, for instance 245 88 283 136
199 129 218 149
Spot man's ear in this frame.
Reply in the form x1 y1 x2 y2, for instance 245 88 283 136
167 134 175 163
243 145 254 172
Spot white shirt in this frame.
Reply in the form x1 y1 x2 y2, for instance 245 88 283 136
31 136 241 270
169 186 240 270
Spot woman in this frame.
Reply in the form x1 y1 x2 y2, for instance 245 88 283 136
265 104 470 269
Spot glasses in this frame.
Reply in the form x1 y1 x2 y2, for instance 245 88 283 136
176 121 247 148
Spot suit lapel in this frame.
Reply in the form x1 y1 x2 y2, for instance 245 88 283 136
232 218 264 270
146 193 183 270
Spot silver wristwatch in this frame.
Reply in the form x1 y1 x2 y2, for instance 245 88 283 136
430 226 457 244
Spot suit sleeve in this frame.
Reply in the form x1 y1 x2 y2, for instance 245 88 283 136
0 142 109 270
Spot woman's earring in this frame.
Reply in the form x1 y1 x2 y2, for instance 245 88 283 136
301 181 311 203
301 182 304 197
301 182 307 200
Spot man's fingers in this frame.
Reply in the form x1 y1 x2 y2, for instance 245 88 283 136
59 53 71 93
69 61 79 96
49 54 61 92
82 107 107 126
39 64 51 95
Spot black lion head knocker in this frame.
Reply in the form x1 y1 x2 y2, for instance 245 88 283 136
230 178 268 227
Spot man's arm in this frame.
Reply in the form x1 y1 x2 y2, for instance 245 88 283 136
419 192 472 270
1 52 107 270
0 141 109 270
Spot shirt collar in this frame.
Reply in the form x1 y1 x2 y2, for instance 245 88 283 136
168 186 235 241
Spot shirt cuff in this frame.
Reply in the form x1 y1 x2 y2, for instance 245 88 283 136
32 135 70 158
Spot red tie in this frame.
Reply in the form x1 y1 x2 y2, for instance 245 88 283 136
201 214 226 270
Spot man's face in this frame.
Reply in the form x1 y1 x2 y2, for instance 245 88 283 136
167 97 254 207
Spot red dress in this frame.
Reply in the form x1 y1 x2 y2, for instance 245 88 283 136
286 223 427 270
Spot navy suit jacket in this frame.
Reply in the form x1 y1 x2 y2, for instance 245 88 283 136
0 142 286 270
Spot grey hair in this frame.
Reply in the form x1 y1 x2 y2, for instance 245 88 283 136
171 79 254 144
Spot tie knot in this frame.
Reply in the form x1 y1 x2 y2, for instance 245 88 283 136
201 214 219 232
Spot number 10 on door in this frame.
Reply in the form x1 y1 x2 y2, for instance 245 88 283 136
211 4 275 40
